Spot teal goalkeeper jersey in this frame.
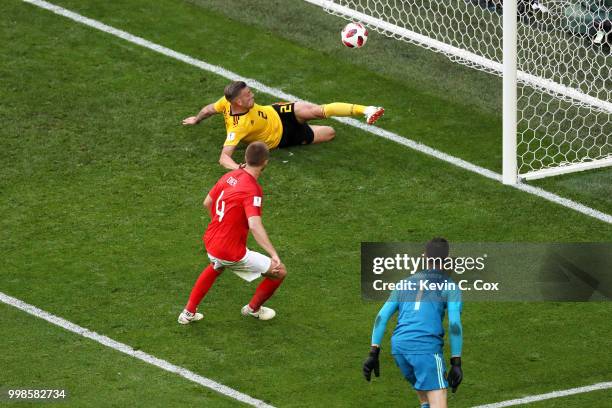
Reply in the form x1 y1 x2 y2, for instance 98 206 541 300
372 270 463 356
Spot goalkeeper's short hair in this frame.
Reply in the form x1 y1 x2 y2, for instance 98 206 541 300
425 237 449 260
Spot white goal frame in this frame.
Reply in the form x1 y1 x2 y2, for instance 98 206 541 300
305 0 612 184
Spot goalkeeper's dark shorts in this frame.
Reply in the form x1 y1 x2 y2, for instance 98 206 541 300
273 103 314 147
394 353 448 391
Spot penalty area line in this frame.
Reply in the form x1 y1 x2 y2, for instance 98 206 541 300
471 381 612 407
0 291 275 408
20 0 612 225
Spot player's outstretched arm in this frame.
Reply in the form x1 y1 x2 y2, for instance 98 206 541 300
448 302 463 358
248 216 281 267
219 146 240 170
182 102 218 125
447 301 463 393
371 301 398 347
363 301 398 381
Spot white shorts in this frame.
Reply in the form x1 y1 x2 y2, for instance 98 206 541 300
207 249 271 282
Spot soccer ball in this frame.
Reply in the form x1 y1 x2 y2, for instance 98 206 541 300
341 22 368 48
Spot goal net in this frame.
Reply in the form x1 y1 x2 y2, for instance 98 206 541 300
305 0 612 181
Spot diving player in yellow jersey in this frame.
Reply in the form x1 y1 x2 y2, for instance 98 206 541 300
182 81 385 169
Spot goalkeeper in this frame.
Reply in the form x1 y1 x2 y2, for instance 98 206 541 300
363 238 463 408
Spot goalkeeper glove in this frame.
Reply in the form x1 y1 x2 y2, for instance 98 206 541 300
363 346 380 381
446 357 463 393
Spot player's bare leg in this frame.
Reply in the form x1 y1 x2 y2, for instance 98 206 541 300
416 390 429 407
424 389 447 408
241 263 287 321
293 101 326 122
294 101 385 125
310 125 335 144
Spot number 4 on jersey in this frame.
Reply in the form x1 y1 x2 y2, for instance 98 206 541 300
215 191 225 222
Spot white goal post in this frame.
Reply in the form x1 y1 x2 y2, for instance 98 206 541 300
305 0 612 183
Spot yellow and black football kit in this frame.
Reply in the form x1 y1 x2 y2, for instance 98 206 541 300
213 97 315 149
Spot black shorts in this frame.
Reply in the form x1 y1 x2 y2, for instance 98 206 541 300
272 103 314 148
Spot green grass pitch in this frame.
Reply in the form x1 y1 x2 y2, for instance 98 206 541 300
1 0 611 407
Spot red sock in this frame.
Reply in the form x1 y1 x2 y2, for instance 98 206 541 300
248 277 284 311
185 265 221 313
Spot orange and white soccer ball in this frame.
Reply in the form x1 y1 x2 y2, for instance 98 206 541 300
341 22 368 48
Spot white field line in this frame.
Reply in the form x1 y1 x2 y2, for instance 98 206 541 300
471 381 612 407
2 293 611 408
0 292 274 408
21 0 612 225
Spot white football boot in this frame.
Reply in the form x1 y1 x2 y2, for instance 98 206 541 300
177 309 204 325
364 106 385 125
241 304 276 321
